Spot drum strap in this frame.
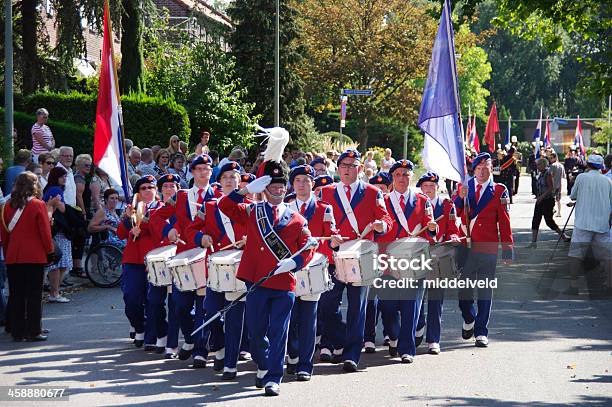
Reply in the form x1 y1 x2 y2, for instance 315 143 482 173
390 192 419 236
255 203 291 262
336 183 360 236
219 209 235 244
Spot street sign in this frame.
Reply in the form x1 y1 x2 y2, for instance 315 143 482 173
342 89 373 96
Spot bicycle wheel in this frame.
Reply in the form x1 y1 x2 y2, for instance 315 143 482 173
85 243 124 288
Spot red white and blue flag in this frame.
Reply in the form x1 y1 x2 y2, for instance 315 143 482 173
93 0 130 199
574 115 585 156
533 107 542 158
543 115 552 148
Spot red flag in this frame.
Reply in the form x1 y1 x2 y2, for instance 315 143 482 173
465 114 472 146
484 102 500 152
472 116 480 154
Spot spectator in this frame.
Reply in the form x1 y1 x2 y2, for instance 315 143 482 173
4 149 32 194
529 158 570 248
74 154 96 217
604 154 612 181
26 163 43 183
136 148 158 177
565 154 612 295
154 148 171 177
56 146 76 206
380 148 396 172
42 167 73 303
229 148 246 165
194 131 210 155
244 160 253 173
564 146 585 195
168 153 189 188
364 150 378 173
91 165 124 207
168 135 180 155
127 147 142 179
124 139 134 156
31 108 56 164
38 153 55 190
179 141 188 155
87 188 125 248
151 145 161 158
311 157 329 177
548 152 566 217
326 151 338 175
1 172 54 341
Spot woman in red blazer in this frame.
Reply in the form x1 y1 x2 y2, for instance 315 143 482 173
1 172 54 341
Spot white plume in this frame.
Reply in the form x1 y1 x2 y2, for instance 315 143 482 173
257 127 289 163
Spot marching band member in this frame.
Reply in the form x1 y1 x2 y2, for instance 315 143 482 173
286 165 339 381
377 160 438 363
313 175 333 196
218 158 315 396
454 152 514 348
143 174 181 354
184 162 248 376
117 175 162 348
150 154 221 360
415 172 461 355
318 149 393 373
364 171 392 353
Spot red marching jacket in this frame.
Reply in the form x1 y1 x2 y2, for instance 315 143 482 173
183 199 249 278
117 200 163 265
1 198 54 264
218 190 315 292
430 196 461 242
319 181 392 263
452 178 514 259
149 185 221 253
377 189 436 244
288 196 337 262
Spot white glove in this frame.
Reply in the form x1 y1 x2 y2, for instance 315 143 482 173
246 175 272 194
274 258 297 275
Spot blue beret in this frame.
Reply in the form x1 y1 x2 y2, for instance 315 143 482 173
283 192 296 203
190 154 213 171
472 152 492 169
157 173 181 188
389 159 414 175
135 175 157 191
218 161 242 179
289 164 315 185
337 148 361 164
416 171 440 187
369 171 391 186
240 173 256 183
310 157 326 167
314 175 333 189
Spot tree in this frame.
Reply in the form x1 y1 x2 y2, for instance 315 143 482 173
455 27 492 120
227 0 306 131
119 0 146 94
144 15 258 154
296 0 438 150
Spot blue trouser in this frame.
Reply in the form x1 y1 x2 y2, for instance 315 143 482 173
0 261 6 322
240 319 250 352
416 288 445 344
246 283 294 385
287 298 318 374
364 295 378 343
379 281 425 357
121 264 148 334
145 284 169 346
166 288 179 349
170 289 196 345
318 275 369 363
458 251 496 338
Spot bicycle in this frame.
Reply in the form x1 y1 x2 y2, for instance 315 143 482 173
84 233 124 288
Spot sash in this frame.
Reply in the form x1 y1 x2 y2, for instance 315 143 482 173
255 203 290 262
219 209 235 244
3 197 33 233
336 183 360 235
390 191 421 236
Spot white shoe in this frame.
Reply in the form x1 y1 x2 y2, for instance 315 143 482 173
48 295 70 303
475 335 489 347
428 343 441 355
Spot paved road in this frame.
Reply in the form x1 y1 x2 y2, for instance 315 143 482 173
1 175 610 406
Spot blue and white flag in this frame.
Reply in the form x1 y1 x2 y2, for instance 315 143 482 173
418 0 466 183
532 107 542 158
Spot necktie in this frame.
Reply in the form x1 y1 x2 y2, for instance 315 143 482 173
273 206 279 226
399 194 406 212
197 188 205 205
344 185 352 202
300 202 306 215
476 184 482 203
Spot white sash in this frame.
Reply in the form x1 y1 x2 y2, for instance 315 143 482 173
219 209 235 244
336 183 360 235
390 192 421 236
7 197 33 232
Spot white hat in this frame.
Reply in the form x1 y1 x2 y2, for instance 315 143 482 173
586 154 604 169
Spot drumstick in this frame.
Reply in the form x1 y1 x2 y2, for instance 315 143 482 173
312 236 351 241
176 238 187 246
359 223 373 239
409 215 444 238
219 238 247 251
435 236 467 246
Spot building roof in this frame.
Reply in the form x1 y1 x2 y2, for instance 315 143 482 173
173 0 232 28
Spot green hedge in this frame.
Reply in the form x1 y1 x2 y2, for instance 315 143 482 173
17 91 191 149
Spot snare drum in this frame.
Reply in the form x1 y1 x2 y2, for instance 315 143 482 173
145 245 177 286
294 253 331 297
386 237 431 280
333 239 379 286
207 249 246 293
426 244 458 281
165 248 208 292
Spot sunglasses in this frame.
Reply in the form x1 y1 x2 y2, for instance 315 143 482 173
139 186 156 191
45 161 55 165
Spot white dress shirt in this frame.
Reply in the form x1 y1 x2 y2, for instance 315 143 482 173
57 162 76 206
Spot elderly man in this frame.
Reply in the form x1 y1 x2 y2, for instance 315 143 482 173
127 147 142 180
565 154 612 296
56 146 76 206
137 148 158 177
